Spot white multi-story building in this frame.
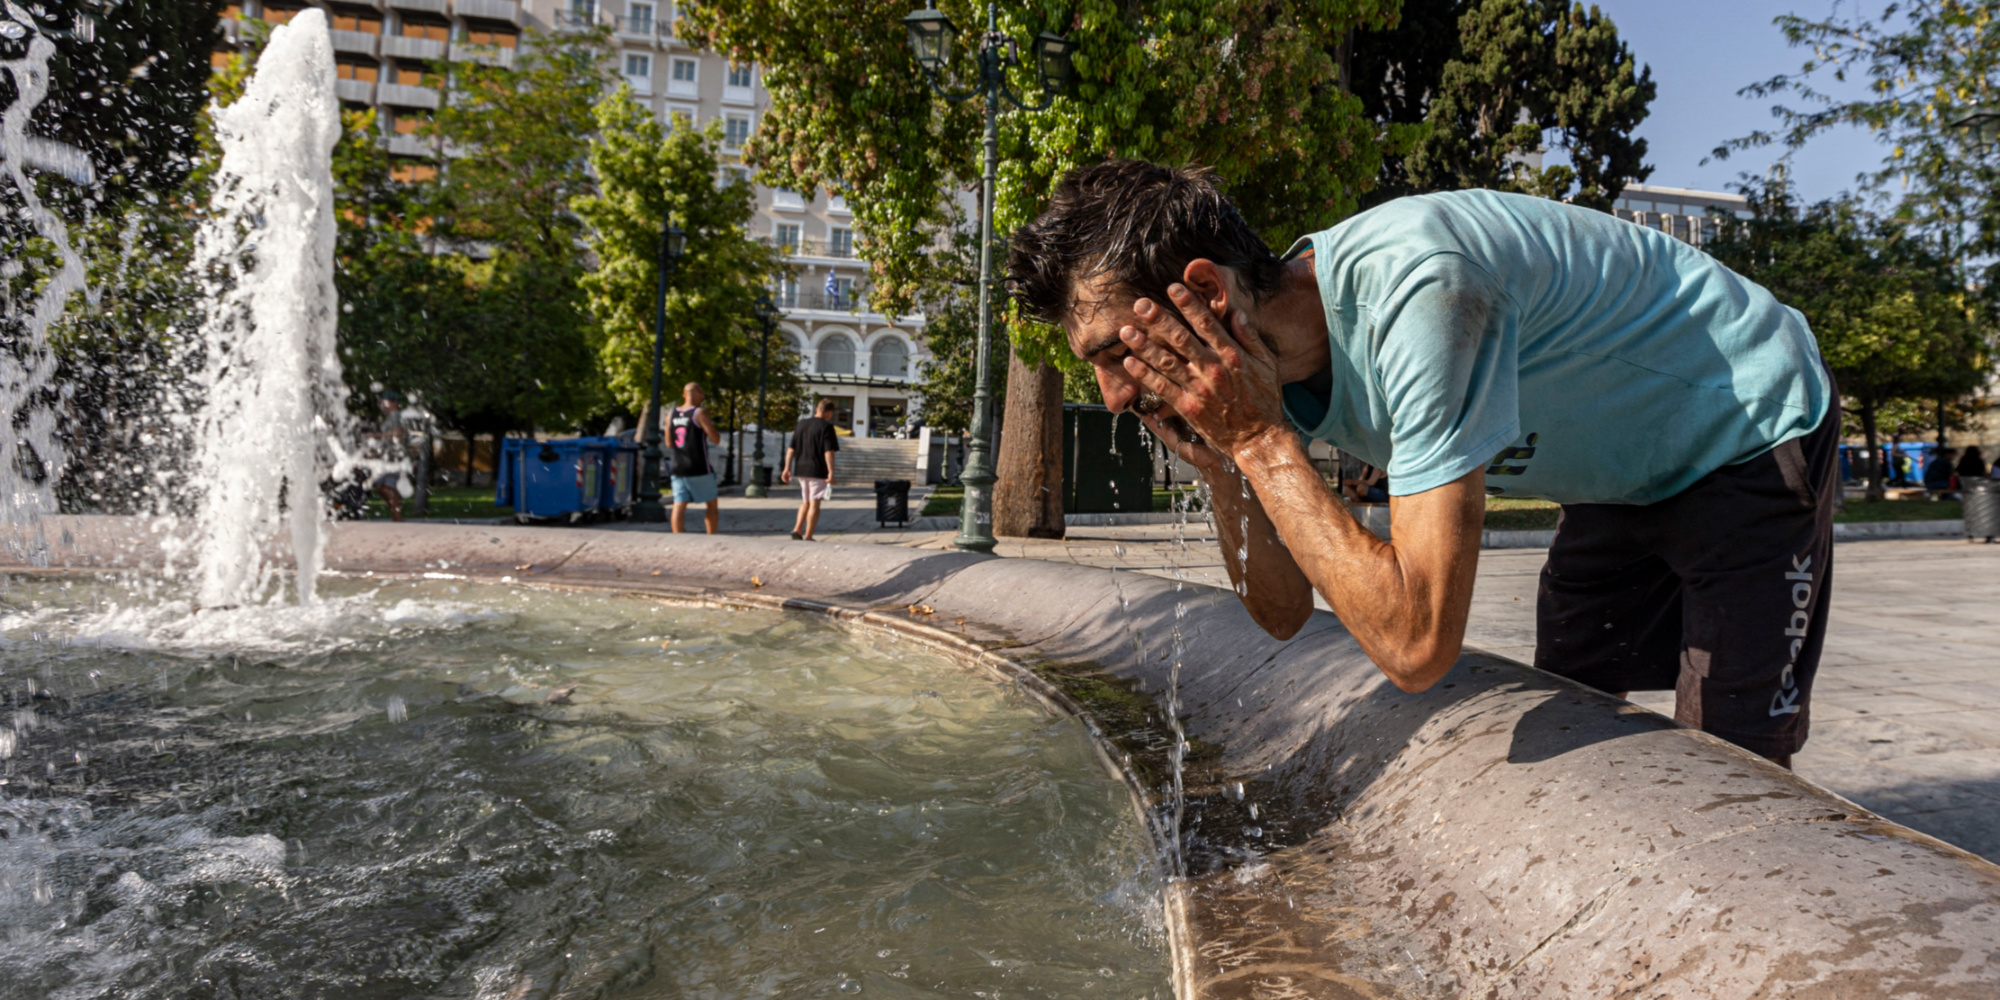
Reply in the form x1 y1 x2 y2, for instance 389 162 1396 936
1609 183 1752 250
221 0 930 439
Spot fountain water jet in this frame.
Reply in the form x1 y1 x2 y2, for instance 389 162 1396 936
187 9 345 606
0 2 92 559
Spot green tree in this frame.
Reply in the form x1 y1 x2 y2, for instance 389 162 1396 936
574 93 788 418
1392 0 1655 208
1705 179 1989 499
406 29 611 435
1715 1 2000 271
688 0 1417 534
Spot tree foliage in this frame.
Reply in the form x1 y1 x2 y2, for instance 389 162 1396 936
685 0 1420 353
574 92 789 413
1705 178 1990 497
344 31 613 436
1715 1 2000 272
1356 0 1654 208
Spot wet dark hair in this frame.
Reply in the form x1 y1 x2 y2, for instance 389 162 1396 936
1006 159 1283 328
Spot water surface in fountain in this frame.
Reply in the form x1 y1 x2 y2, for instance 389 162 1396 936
0 579 1168 998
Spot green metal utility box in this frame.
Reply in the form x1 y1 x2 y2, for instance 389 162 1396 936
1062 404 1155 514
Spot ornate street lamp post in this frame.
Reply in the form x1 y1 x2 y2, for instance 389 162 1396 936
903 5 1075 553
745 289 780 498
632 218 687 523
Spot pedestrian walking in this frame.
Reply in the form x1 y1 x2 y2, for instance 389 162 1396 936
783 398 841 541
668 382 722 534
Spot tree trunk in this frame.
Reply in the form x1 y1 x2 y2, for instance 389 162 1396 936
1860 399 1883 502
992 348 1065 539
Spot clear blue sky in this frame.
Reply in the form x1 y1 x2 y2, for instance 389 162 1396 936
1576 0 1885 204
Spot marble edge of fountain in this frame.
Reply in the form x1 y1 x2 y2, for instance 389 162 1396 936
8 515 1999 999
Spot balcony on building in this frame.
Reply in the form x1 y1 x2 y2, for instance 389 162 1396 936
378 81 441 109
385 132 432 157
762 236 859 261
387 0 449 14
555 0 602 30
453 0 522 26
453 23 518 68
329 28 381 58
384 30 448 61
771 188 806 212
335 78 377 103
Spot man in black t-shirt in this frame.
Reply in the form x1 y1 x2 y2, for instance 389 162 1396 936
782 398 841 540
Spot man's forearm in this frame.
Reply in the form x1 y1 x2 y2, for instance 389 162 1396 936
1201 464 1314 639
1233 431 1483 691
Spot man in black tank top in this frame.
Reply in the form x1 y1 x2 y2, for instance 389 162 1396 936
667 382 723 533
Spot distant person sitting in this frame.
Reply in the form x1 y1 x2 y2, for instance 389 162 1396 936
667 382 723 534
1957 445 1989 481
1923 447 1958 498
782 399 841 541
1339 456 1388 504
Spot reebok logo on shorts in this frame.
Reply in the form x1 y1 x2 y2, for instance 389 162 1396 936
1772 553 1812 717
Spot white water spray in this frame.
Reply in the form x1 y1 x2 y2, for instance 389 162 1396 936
0 2 92 557
188 10 345 606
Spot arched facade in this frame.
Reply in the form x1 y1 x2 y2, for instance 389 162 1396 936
815 331 857 375
869 335 910 378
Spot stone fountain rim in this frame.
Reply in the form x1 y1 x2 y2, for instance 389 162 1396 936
8 517 2000 999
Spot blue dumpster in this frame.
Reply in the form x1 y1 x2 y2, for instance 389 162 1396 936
498 437 640 522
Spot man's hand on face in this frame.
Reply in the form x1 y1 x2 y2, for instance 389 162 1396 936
1119 283 1288 463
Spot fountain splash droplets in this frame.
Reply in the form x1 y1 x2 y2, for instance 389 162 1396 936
0 5 93 560
187 9 347 606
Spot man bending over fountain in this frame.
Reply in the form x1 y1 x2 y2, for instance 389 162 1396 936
1009 160 1837 768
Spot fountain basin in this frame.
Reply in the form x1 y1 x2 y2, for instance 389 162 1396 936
12 516 2000 998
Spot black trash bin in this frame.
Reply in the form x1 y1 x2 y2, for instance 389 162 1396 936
874 479 912 528
1965 478 2000 543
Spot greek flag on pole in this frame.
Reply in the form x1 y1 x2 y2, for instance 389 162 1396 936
823 271 839 296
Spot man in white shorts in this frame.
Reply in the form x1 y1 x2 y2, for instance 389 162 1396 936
782 398 841 540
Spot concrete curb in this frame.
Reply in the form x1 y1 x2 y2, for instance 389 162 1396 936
12 516 1999 999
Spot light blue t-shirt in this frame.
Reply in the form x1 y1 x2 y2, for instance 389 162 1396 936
1281 189 1831 505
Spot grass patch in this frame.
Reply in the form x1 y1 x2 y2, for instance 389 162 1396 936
1835 498 1962 523
1483 496 1560 531
364 485 513 521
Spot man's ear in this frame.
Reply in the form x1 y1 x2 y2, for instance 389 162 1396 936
1181 259 1231 318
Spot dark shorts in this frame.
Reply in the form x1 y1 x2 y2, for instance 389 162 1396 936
1534 387 1840 758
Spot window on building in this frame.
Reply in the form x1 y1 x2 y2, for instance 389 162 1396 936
625 53 651 78
720 165 751 187
331 13 382 33
671 58 697 82
774 223 800 251
570 0 598 18
724 115 751 148
400 21 449 41
394 67 432 86
870 337 909 378
817 334 857 375
336 62 380 82
393 113 431 135
727 63 753 88
778 276 800 309
827 226 854 258
628 2 655 33
773 188 805 211
830 276 857 308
